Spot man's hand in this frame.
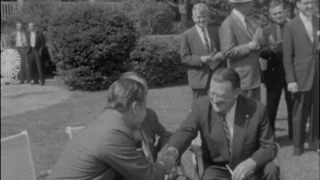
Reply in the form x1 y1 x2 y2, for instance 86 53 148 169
165 147 179 161
288 82 298 93
232 158 257 180
200 55 212 64
157 155 176 174
248 40 260 51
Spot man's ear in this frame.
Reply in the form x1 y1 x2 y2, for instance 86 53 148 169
131 101 139 114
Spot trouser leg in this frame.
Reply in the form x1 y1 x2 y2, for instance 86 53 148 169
283 86 294 139
266 87 282 133
34 49 45 85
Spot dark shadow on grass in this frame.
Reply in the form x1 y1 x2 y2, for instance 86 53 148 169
275 135 293 148
149 78 188 90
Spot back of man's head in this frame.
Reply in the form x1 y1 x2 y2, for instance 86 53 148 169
105 78 147 113
119 71 148 90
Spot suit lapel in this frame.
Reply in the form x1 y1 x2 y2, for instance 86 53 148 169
231 13 252 39
207 27 216 52
312 16 319 51
230 96 249 168
297 16 313 46
191 26 208 54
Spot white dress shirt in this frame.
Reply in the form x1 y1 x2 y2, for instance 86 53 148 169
15 31 26 47
30 31 36 47
195 25 211 50
300 13 313 42
232 9 247 29
225 100 237 146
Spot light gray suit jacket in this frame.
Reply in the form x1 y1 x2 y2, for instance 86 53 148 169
180 26 224 89
283 15 319 92
219 12 261 90
47 109 166 180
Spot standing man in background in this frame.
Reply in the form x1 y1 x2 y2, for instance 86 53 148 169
26 22 46 86
180 3 224 101
283 0 319 155
260 2 293 138
219 0 262 101
10 21 29 84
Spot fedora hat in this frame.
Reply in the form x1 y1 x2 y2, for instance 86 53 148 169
229 0 253 3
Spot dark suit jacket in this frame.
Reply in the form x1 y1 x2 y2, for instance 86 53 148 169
219 13 261 90
260 23 287 89
26 30 46 53
138 108 172 161
47 109 166 180
168 95 277 170
283 15 319 92
180 26 224 89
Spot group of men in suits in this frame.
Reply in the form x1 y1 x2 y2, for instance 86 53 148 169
9 21 46 85
47 0 318 180
182 0 319 157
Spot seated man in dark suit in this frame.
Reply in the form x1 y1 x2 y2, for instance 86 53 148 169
164 68 280 180
119 72 172 165
47 78 175 180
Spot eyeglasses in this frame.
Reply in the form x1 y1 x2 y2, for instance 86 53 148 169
207 91 229 100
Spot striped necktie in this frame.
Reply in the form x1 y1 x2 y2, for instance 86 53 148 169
201 27 211 53
220 113 232 157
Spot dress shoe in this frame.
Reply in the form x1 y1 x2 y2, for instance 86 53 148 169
19 81 25 84
307 143 320 152
293 148 304 156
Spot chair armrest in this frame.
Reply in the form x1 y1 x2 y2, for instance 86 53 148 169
36 170 51 180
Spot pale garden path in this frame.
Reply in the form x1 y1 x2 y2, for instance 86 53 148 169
1 78 72 118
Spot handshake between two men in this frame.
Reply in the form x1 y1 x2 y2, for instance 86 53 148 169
158 146 258 180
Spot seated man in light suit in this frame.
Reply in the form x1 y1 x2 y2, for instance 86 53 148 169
164 68 280 180
48 78 176 180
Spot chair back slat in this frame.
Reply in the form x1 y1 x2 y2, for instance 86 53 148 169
1 131 36 180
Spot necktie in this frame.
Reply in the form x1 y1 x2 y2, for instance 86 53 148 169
201 27 211 53
244 17 253 38
220 114 232 157
276 25 282 42
140 130 154 163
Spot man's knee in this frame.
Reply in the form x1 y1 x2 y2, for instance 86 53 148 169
262 162 280 180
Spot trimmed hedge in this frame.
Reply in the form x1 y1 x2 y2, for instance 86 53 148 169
47 4 138 91
121 0 181 36
130 35 187 87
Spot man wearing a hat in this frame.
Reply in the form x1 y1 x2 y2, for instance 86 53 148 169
219 0 262 101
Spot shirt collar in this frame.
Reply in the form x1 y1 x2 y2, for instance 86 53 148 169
300 12 312 22
226 100 237 118
195 24 207 32
233 9 246 22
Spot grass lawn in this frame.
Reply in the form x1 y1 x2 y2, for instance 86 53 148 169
1 85 319 180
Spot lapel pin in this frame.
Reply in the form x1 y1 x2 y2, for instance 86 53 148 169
246 114 249 118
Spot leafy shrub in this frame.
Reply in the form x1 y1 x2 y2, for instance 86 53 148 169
121 0 178 36
47 4 138 91
129 35 187 87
